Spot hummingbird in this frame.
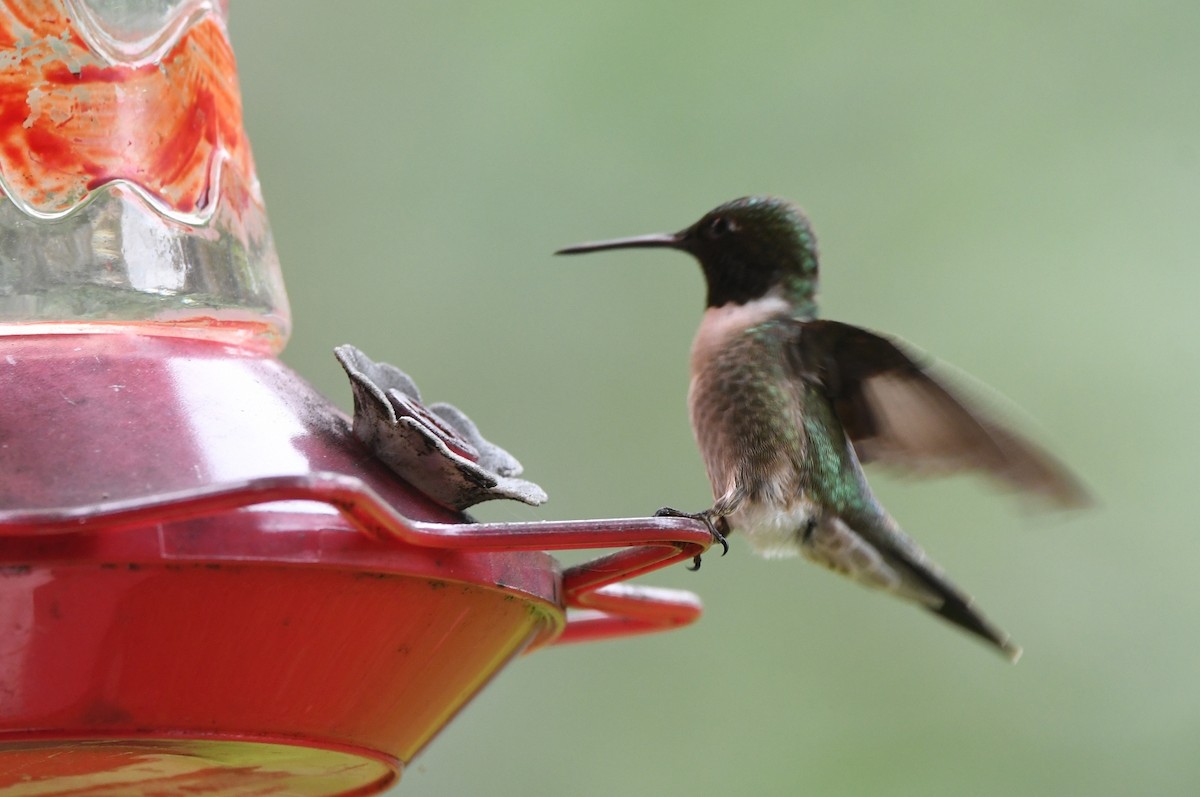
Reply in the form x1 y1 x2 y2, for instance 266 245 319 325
556 196 1088 661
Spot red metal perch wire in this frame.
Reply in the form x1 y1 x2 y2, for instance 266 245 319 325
0 472 712 645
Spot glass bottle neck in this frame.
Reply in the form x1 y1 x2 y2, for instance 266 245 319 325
0 0 290 353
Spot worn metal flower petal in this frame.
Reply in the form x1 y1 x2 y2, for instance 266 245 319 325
334 345 548 511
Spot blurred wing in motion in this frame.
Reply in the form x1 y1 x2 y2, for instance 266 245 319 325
793 319 1090 508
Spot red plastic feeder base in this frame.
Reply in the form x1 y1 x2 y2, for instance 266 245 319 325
0 335 709 795
0 739 394 796
0 509 563 795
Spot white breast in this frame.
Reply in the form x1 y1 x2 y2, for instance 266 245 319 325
730 499 818 559
689 295 792 374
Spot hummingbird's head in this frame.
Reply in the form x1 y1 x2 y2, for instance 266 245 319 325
557 196 819 311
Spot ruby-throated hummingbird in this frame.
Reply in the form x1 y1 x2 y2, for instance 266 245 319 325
556 196 1088 661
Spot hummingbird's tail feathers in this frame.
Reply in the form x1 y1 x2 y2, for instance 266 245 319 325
898 555 1023 663
881 534 1022 662
812 511 1022 662
801 516 943 606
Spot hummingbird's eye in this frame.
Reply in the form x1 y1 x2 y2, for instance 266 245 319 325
706 216 736 238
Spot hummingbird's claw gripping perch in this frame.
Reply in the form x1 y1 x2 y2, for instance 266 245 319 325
655 506 728 570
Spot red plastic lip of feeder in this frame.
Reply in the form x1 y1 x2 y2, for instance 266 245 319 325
0 333 709 793
0 473 710 642
0 334 710 642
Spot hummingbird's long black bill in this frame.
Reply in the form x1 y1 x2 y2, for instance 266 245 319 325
555 232 682 256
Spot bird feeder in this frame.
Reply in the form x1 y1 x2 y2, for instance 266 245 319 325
0 3 709 794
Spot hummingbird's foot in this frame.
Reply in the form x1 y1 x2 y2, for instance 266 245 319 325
654 506 728 570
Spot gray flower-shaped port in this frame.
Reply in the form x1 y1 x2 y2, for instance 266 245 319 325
335 345 548 511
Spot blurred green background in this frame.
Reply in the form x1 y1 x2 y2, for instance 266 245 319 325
231 2 1198 795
